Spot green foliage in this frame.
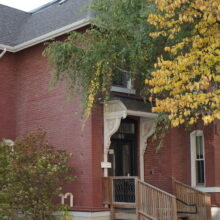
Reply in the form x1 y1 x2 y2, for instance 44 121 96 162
0 130 76 220
57 205 72 220
44 0 166 116
151 112 171 150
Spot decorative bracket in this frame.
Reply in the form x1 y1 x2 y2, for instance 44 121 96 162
104 100 127 154
140 118 156 180
103 100 127 176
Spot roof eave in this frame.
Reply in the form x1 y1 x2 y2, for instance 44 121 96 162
0 18 90 53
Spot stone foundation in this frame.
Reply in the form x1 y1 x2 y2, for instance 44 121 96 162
54 211 111 220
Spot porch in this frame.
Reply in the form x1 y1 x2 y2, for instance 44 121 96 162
102 99 212 220
103 177 212 220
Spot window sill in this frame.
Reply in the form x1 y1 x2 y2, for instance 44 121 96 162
195 186 220 193
110 86 136 94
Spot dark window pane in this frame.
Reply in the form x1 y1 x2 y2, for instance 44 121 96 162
196 160 204 185
112 72 130 88
196 136 203 159
120 122 135 134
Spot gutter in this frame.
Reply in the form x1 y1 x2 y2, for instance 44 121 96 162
0 48 6 58
0 18 90 53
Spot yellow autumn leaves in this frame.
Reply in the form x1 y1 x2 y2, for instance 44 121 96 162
86 61 112 118
86 61 102 117
147 0 220 127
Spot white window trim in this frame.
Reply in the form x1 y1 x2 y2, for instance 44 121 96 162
196 187 220 193
111 77 136 94
110 86 136 94
190 130 206 187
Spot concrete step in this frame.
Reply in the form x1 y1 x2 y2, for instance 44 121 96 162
114 208 136 220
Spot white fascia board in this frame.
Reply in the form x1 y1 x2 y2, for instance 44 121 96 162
0 18 90 53
0 44 14 52
110 86 136 94
127 110 157 119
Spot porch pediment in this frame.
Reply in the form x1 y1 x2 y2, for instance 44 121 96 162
103 98 157 179
107 96 156 118
104 98 157 151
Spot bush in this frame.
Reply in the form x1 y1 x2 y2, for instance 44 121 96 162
0 130 76 220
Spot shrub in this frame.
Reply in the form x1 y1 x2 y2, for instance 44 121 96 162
0 130 76 220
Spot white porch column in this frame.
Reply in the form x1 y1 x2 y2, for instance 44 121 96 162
103 100 127 177
139 118 156 181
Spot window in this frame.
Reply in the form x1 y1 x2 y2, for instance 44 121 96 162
190 130 205 187
111 72 136 94
112 72 132 89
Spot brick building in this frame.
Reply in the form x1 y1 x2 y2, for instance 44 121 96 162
0 1 220 219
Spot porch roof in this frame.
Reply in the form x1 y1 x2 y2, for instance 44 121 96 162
110 95 153 114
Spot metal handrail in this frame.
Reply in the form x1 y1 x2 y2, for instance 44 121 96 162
176 198 197 214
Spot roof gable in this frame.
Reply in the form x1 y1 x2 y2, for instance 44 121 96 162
0 0 91 52
0 5 29 46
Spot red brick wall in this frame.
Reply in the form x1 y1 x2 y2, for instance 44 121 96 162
1 43 105 211
203 124 215 188
170 127 191 186
144 130 173 193
144 123 220 206
2 40 220 210
0 53 17 140
144 127 191 194
209 122 220 205
91 104 106 210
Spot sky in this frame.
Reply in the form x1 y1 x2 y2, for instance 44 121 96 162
0 0 53 12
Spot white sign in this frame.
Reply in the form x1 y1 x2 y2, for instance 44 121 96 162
109 149 114 154
101 162 112 168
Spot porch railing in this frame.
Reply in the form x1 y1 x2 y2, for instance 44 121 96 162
103 177 177 220
103 176 136 208
173 178 212 220
136 179 177 220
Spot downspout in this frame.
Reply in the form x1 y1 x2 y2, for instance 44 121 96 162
0 48 6 58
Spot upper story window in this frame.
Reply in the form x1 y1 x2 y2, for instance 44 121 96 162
112 72 131 89
190 130 205 187
111 72 136 94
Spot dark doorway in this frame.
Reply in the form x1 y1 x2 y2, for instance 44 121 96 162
108 118 137 176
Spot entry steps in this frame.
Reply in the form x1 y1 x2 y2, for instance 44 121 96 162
104 177 211 220
114 208 190 220
114 208 136 220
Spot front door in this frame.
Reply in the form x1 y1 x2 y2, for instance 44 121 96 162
108 118 137 176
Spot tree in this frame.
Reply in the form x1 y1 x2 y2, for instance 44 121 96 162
45 0 220 129
44 0 165 117
0 130 76 220
146 0 220 127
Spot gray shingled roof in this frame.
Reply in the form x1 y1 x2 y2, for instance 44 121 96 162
111 95 153 113
0 0 91 48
